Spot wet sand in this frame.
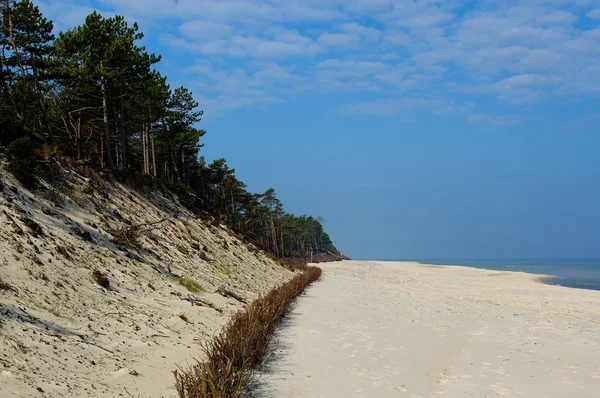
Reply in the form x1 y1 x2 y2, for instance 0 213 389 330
259 261 600 397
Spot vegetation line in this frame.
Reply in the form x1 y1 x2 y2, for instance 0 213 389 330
174 264 323 398
1 0 342 262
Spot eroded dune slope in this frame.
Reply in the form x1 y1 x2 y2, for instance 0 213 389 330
0 162 292 397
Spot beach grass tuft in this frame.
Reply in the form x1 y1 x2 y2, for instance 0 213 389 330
175 264 322 397
178 275 205 293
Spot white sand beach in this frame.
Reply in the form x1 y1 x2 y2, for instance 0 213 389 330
260 260 600 397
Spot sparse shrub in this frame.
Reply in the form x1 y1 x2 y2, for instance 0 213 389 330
66 188 90 207
175 361 246 398
31 145 59 162
100 217 110 230
92 270 110 288
43 188 65 208
177 245 190 255
56 245 70 259
177 275 205 293
215 264 232 277
82 182 95 196
113 226 140 248
6 137 35 186
251 241 268 251
74 228 94 243
21 216 44 237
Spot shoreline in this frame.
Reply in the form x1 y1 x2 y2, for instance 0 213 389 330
260 260 600 397
413 260 598 291
414 261 561 287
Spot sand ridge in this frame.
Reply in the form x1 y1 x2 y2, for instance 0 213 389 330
260 260 600 397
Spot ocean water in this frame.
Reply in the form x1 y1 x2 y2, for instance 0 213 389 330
410 259 600 291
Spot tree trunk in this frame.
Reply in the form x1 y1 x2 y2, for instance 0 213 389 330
100 128 105 169
270 215 279 257
141 120 147 174
181 148 186 186
170 144 181 183
280 227 284 258
4 4 46 144
100 67 114 169
163 117 180 182
150 122 156 177
119 84 127 169
30 57 54 143
230 189 236 227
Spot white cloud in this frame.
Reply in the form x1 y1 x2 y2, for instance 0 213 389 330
493 115 521 126
337 98 453 117
468 113 492 123
37 1 107 32
42 0 600 118
468 113 521 126
179 21 234 40
315 59 391 74
482 74 562 102
588 8 600 19
317 33 361 49
340 23 383 41
96 0 177 19
165 27 323 59
175 0 280 23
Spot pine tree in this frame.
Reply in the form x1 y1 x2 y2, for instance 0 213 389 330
0 0 54 144
54 12 159 169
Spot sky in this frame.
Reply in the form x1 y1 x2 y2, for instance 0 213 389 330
38 0 600 260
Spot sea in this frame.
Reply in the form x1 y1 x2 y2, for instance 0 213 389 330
409 259 600 291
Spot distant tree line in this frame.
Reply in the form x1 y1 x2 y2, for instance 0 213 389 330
0 0 339 258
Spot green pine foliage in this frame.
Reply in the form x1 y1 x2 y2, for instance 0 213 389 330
0 0 340 259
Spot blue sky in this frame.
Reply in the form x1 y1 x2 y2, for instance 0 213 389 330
39 0 600 259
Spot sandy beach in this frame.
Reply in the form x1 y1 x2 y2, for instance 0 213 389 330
260 260 600 397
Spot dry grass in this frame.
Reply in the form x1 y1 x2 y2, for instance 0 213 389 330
175 265 322 397
112 226 141 249
215 263 232 278
178 275 205 293
112 217 170 249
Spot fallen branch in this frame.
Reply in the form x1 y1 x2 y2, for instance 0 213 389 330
77 339 115 354
113 217 170 248
0 277 18 294
216 287 247 304
181 295 223 313
134 217 170 233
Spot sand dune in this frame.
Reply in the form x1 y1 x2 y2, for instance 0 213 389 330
260 261 600 397
0 165 292 397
